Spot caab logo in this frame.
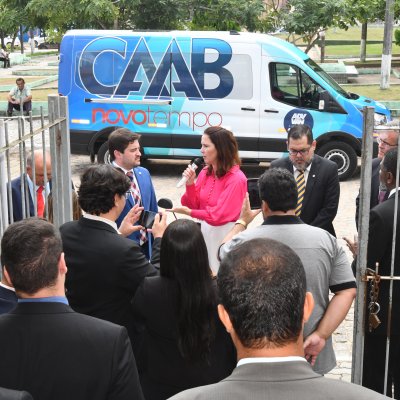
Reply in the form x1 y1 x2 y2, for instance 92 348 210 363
78 37 234 100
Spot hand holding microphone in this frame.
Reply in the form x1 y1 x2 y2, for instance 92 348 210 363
176 158 203 188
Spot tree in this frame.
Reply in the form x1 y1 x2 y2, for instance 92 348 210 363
128 0 186 29
282 0 348 53
27 0 118 35
257 0 287 33
189 0 265 31
0 0 20 48
342 0 385 62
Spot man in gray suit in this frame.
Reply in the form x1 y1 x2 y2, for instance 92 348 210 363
170 238 387 400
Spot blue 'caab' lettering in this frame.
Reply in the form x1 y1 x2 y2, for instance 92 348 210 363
78 36 233 100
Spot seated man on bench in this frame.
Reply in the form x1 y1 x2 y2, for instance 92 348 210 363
7 78 32 117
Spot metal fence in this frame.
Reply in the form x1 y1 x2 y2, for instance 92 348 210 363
0 95 72 240
352 107 400 397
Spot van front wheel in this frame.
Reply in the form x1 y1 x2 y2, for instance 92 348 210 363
317 141 357 181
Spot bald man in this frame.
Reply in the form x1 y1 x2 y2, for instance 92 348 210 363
10 150 52 222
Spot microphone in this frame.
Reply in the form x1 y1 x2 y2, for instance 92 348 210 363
176 158 203 188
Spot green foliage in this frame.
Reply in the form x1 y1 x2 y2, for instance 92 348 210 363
282 0 349 53
189 0 265 32
129 0 186 29
0 1 20 40
395 29 400 47
342 0 386 25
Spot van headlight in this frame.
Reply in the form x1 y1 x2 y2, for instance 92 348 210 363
374 113 388 126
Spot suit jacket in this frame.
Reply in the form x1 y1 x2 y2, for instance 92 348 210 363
0 302 143 400
60 217 159 344
366 192 400 335
132 277 236 400
116 166 158 244
0 285 17 315
0 387 33 400
270 154 340 236
169 361 387 400
355 157 389 229
10 175 34 222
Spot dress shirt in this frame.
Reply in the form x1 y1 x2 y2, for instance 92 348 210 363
112 162 142 205
237 356 308 367
26 174 50 204
0 282 15 292
83 214 119 232
293 163 312 185
18 296 69 304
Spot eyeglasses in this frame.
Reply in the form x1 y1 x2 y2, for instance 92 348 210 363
288 147 311 156
377 137 397 147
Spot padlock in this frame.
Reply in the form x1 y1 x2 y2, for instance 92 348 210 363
369 312 381 331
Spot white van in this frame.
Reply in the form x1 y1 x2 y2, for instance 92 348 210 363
59 30 391 180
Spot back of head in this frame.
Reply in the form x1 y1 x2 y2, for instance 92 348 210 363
204 126 241 177
160 219 215 359
259 168 297 212
287 124 313 144
1 218 62 295
108 128 140 161
382 147 398 179
78 164 130 215
218 238 306 349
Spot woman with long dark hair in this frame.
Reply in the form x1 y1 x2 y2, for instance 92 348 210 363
131 219 236 400
172 126 247 274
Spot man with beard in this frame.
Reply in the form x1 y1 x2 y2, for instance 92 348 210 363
270 124 340 236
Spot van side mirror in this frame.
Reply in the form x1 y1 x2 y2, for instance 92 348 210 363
319 90 330 110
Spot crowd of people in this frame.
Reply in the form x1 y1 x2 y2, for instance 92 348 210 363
0 122 399 399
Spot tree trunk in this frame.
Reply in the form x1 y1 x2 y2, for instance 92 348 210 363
381 0 394 89
360 22 367 62
320 31 325 63
19 25 24 55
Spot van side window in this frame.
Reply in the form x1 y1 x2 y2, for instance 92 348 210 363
188 53 253 100
269 62 324 110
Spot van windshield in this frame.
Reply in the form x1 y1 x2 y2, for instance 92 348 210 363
305 59 351 99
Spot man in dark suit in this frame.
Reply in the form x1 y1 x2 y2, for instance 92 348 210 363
355 121 399 228
0 263 17 314
362 147 400 397
0 218 144 400
109 128 158 258
60 164 166 347
170 238 385 400
9 150 51 222
270 124 339 236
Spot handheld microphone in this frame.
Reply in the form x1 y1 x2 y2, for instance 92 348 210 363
176 158 203 188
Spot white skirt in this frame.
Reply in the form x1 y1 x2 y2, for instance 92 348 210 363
200 220 235 276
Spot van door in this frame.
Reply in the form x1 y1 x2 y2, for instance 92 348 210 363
260 59 347 160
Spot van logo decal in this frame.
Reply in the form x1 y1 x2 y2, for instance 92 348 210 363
284 109 314 131
77 37 233 100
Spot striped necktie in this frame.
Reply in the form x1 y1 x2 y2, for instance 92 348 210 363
295 171 305 217
126 171 141 205
126 171 147 245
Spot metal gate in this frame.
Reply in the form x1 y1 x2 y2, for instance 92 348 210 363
352 107 400 397
0 95 72 240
